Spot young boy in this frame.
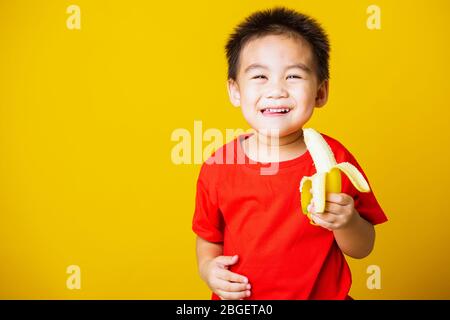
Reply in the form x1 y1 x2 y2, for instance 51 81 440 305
192 7 387 300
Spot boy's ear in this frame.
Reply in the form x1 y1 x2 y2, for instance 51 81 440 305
227 79 241 107
315 80 329 108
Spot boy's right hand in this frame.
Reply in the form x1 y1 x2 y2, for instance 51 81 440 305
201 255 251 300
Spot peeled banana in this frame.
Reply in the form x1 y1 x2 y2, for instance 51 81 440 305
299 128 371 224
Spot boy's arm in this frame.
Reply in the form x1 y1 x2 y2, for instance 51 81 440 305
308 193 375 259
332 212 375 259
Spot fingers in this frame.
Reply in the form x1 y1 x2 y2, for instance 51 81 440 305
309 202 341 216
213 270 251 300
312 212 335 224
216 268 248 284
215 255 239 267
326 193 353 205
308 193 352 215
215 278 251 292
311 213 333 230
207 255 251 300
217 289 251 300
306 193 355 231
308 193 353 210
307 198 337 230
324 202 343 215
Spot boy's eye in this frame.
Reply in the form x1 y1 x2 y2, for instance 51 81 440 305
252 75 267 79
287 75 302 79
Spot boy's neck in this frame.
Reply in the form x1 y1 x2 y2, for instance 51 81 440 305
255 130 303 147
244 129 307 163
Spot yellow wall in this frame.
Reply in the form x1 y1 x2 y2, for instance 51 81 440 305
0 0 449 299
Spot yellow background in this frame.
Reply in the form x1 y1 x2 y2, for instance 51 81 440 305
1 0 449 299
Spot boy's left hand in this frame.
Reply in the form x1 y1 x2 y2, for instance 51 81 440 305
307 193 359 231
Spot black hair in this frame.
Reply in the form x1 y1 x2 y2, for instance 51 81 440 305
225 7 330 83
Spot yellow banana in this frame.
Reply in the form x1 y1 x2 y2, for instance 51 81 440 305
299 128 371 224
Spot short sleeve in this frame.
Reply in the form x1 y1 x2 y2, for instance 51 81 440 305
192 163 224 243
341 150 388 226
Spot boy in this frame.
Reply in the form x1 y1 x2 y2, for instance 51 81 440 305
192 7 387 300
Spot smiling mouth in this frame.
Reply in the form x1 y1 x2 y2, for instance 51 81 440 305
260 107 292 116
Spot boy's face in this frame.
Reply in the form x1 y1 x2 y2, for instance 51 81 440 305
227 34 328 138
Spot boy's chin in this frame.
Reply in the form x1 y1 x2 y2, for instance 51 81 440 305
254 126 301 139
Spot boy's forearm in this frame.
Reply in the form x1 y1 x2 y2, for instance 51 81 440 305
333 211 375 259
196 236 223 281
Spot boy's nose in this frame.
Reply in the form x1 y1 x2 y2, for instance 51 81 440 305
265 82 288 99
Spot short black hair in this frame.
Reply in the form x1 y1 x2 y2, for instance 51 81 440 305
225 7 330 83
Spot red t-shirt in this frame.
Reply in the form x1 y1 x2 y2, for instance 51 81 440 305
192 132 388 300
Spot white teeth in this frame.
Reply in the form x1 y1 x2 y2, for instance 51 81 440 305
263 108 290 113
